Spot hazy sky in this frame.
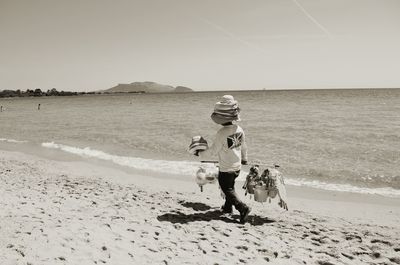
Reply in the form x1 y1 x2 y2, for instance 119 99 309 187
1 0 399 91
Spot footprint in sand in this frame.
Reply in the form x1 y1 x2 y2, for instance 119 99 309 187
301 233 309 239
317 261 335 265
259 249 278 258
370 252 381 259
341 252 354 260
330 238 340 243
351 250 371 256
316 251 339 259
312 236 329 244
389 257 400 264
236 245 248 251
221 231 230 237
370 239 392 246
341 231 363 242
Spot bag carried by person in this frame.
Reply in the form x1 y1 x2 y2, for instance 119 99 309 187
195 166 218 192
243 164 288 210
243 165 261 195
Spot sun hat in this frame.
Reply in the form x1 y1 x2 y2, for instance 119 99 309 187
188 136 208 155
211 112 240 124
213 108 240 117
211 95 241 124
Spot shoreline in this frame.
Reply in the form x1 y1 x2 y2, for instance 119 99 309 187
1 140 400 200
1 149 399 264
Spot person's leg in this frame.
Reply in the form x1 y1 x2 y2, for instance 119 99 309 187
218 171 233 212
218 171 247 213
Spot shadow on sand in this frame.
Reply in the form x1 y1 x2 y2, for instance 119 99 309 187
157 208 276 226
179 201 212 211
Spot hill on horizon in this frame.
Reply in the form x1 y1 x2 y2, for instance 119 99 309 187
103 82 193 93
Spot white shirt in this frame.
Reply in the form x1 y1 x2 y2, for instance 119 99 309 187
200 124 248 172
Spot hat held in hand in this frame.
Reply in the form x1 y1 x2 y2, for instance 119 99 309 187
188 136 208 155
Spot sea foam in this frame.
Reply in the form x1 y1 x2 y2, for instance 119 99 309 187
41 142 400 198
41 142 207 177
0 138 28 143
286 178 400 198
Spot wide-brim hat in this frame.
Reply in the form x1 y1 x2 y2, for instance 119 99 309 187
211 112 241 125
188 136 208 154
211 95 240 124
213 108 240 117
214 95 238 110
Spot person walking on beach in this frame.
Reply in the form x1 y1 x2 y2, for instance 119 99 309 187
196 95 251 224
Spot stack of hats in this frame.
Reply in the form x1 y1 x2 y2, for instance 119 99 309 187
188 136 208 155
211 95 241 125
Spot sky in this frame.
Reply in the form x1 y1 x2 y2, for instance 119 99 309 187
1 0 400 91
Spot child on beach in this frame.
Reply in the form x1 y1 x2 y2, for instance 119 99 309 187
195 95 251 224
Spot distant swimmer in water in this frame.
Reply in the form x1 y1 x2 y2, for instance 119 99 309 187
38 103 41 110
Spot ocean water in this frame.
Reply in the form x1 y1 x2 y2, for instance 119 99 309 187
1 89 399 197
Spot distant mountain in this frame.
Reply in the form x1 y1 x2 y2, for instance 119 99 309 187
174 86 193 92
103 82 193 93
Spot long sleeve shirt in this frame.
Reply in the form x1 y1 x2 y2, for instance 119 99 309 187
200 124 248 172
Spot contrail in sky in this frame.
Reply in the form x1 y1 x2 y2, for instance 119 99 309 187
199 1 332 52
291 0 333 39
199 17 268 55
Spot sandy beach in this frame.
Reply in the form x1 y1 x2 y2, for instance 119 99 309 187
2 0 400 264
1 150 399 265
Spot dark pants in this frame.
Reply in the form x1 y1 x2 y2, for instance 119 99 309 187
218 171 247 213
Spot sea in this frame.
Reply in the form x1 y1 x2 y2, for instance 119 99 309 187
1 89 399 197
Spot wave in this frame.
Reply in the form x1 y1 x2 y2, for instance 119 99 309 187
41 142 400 198
0 138 28 143
286 178 400 198
41 142 206 177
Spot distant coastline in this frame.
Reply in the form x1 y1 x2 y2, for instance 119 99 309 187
0 81 194 98
0 89 192 99
1 86 398 99
0 88 89 98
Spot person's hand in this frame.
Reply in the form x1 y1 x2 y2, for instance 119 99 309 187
241 160 248 165
194 150 205 156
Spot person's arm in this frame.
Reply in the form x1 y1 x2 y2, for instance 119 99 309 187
241 131 248 164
